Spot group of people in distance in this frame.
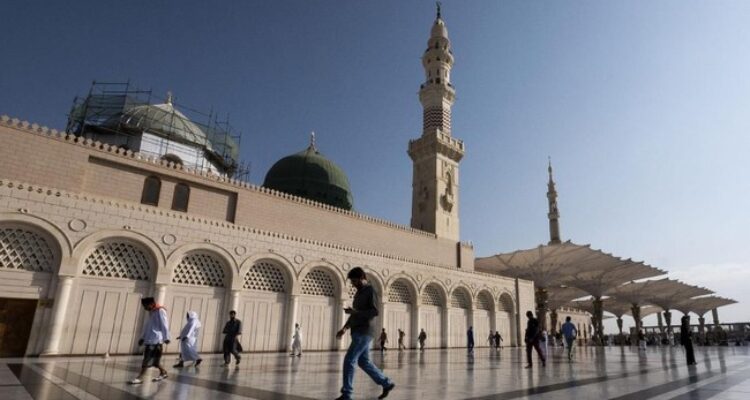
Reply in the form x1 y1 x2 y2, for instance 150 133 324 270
128 298 246 384
127 266 695 399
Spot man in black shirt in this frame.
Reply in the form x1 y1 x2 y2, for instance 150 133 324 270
222 310 242 366
335 267 395 400
524 311 546 368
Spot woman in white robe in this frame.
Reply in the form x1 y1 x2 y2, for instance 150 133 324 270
174 311 202 367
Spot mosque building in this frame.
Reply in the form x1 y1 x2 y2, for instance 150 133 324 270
2 6 728 358
0 8 598 357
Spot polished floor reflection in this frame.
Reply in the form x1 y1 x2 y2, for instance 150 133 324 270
1 345 749 399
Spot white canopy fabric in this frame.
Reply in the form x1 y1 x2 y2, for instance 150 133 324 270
546 286 589 310
674 296 736 316
570 297 634 318
638 279 713 310
609 278 674 306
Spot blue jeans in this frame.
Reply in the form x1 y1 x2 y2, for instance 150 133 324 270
341 333 392 399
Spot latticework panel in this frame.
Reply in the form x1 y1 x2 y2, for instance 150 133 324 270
82 241 151 280
0 228 55 273
451 289 471 309
476 292 493 310
172 252 226 287
422 284 444 306
498 294 514 312
243 261 287 293
301 269 336 297
348 284 357 299
388 280 412 303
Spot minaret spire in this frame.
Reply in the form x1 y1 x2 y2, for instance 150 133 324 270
408 6 464 241
547 157 562 245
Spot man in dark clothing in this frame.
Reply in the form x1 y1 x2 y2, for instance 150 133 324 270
335 267 395 400
524 311 546 368
467 326 474 354
681 315 697 365
222 310 242 366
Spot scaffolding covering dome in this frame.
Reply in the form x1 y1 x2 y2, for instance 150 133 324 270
112 99 211 149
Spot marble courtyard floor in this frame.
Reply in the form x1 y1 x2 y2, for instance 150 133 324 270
1 346 749 400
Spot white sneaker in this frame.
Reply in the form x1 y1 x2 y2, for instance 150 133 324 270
128 378 143 385
152 374 168 382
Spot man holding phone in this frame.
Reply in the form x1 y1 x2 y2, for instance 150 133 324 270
335 267 395 400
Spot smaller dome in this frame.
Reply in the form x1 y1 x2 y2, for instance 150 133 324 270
263 142 353 210
112 99 211 149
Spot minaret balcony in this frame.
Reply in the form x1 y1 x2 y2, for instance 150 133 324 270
408 129 464 162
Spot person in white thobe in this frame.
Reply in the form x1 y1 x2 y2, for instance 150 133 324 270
291 323 302 356
174 311 202 367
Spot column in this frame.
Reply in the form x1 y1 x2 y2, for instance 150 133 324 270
550 309 559 336
41 275 75 355
338 298 348 350
616 317 623 336
535 287 549 331
514 278 521 347
592 297 604 345
442 305 450 348
711 308 720 326
630 304 642 345
663 310 673 338
411 298 421 349
155 283 168 305
229 289 241 314
657 311 665 342
379 301 388 350
698 316 706 345
285 294 299 352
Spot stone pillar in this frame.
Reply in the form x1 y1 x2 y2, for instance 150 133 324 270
657 311 665 342
550 309 559 336
630 304 642 345
514 278 521 347
154 283 168 305
616 317 623 336
338 298 349 350
698 316 706 345
535 287 549 331
592 297 604 345
227 289 241 316
41 275 75 355
711 308 720 326
663 310 673 337
411 299 421 349
285 294 299 352
443 305 451 348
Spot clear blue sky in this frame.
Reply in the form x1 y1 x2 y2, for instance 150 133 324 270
2 0 749 329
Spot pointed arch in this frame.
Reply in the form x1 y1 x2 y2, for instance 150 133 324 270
166 243 238 288
239 252 296 293
71 230 165 280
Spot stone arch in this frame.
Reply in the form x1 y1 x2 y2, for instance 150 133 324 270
385 274 419 302
0 212 72 271
421 281 448 307
498 291 515 313
298 261 344 298
449 285 473 309
71 230 164 280
239 253 295 294
476 289 495 312
166 243 238 288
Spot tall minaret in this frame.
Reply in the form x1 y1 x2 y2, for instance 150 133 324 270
408 4 465 241
547 158 562 244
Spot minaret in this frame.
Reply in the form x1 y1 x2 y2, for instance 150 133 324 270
547 158 561 244
408 4 465 241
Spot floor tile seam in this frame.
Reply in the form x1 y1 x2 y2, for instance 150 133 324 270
635 365 750 400
7 363 81 400
26 362 94 400
666 367 750 400
36 363 145 400
104 361 319 400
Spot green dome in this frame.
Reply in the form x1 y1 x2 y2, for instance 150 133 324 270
263 144 353 210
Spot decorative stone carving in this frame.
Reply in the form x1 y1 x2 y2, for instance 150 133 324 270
243 261 287 293
82 241 151 281
161 234 177 245
293 254 304 264
422 284 443 306
234 246 246 256
0 228 55 273
301 269 335 297
388 280 412 303
68 219 86 232
172 252 226 287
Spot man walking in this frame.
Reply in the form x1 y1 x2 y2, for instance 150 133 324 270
494 331 503 350
379 328 388 353
467 326 474 354
560 316 577 361
680 315 697 365
397 329 406 351
418 329 427 351
222 310 242 366
129 297 170 384
524 311 546 368
290 323 302 357
335 267 395 400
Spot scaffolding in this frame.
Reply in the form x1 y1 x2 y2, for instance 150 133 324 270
66 81 250 181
